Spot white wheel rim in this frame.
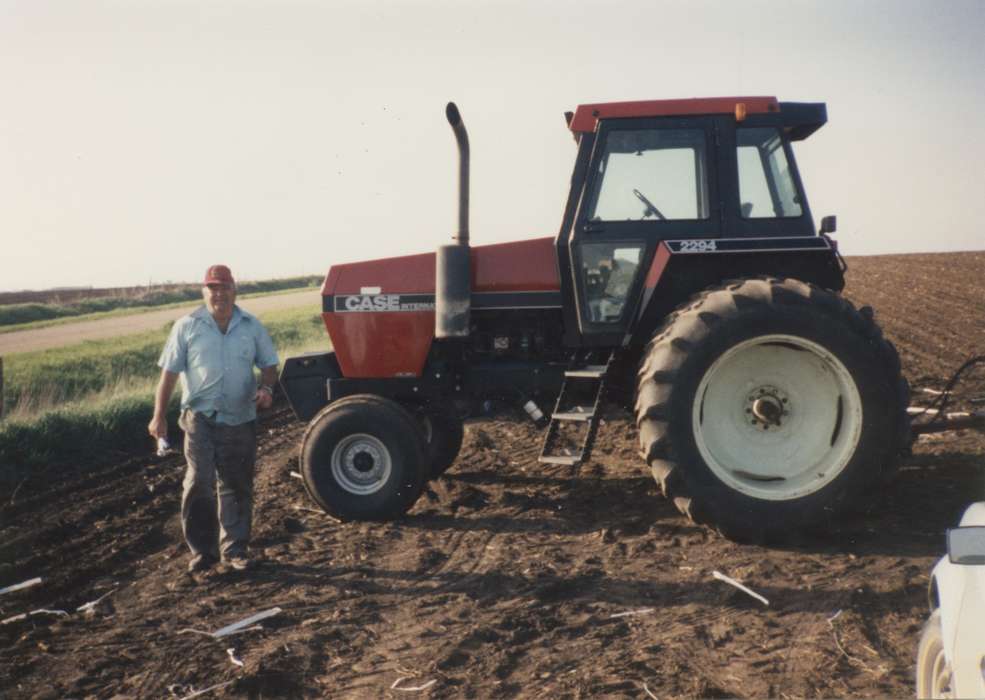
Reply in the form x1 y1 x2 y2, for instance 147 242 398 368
930 646 953 698
330 433 392 495
692 334 863 501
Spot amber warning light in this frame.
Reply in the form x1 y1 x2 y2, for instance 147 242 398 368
735 103 747 122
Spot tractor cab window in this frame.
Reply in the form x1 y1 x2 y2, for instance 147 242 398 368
587 129 710 222
579 242 644 323
737 128 803 219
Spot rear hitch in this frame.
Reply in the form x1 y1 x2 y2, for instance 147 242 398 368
909 409 985 437
908 355 985 437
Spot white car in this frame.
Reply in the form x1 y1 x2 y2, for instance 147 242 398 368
917 502 985 698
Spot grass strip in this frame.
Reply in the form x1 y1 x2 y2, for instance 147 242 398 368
0 333 331 483
0 304 332 482
0 282 320 335
0 391 177 482
2 306 328 416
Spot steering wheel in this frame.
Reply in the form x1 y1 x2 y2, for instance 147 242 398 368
633 189 666 220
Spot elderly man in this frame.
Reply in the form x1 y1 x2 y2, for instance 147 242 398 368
148 264 279 573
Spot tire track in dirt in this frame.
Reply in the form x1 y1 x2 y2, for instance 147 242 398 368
312 428 538 696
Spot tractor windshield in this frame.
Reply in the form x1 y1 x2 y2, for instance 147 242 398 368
736 128 803 219
587 129 710 222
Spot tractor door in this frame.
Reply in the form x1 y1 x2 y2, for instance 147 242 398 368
566 116 723 347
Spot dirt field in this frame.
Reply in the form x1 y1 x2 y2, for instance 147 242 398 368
1 252 983 699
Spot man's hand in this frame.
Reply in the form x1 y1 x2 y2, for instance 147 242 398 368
256 366 278 412
150 369 179 439
255 386 274 411
148 414 168 438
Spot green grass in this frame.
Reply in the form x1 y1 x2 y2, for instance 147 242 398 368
0 390 179 482
0 280 321 334
0 305 332 481
3 328 168 414
2 306 329 415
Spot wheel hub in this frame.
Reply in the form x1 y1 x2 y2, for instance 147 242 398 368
352 451 376 473
331 434 392 495
745 386 789 430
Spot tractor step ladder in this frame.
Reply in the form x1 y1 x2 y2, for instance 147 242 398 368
538 353 612 467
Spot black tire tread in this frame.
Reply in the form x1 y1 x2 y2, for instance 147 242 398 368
299 394 427 521
423 407 465 479
635 276 909 541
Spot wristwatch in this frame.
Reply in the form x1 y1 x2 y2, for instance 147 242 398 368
259 384 275 397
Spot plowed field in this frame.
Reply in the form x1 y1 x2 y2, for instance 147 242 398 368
2 252 983 699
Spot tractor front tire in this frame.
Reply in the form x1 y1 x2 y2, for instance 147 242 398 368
417 405 465 479
300 395 428 521
636 277 908 542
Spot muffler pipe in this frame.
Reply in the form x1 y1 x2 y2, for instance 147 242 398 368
446 102 469 245
435 101 472 339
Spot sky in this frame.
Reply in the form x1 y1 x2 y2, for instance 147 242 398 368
1 0 983 291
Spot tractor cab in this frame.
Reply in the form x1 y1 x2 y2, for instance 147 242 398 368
555 97 828 346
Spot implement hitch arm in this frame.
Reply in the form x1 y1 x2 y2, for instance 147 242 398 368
909 408 985 436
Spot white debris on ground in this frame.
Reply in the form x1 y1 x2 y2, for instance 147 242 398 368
712 570 770 606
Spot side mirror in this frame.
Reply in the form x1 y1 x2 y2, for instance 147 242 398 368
820 215 837 235
947 526 985 565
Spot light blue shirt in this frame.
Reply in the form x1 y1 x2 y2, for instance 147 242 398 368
158 305 279 426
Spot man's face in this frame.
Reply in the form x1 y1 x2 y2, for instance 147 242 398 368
203 282 236 318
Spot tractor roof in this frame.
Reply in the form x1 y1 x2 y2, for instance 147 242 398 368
569 96 826 140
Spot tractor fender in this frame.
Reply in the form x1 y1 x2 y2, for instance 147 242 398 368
630 236 844 344
278 351 340 421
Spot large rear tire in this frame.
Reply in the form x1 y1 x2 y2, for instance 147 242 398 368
636 277 908 541
300 395 428 521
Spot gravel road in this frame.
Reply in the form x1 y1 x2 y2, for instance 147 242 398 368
0 289 321 355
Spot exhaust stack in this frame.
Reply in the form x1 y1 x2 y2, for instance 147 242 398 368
435 102 472 338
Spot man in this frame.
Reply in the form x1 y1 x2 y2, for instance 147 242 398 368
148 264 279 573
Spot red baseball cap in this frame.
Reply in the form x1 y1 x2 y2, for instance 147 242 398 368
204 264 235 285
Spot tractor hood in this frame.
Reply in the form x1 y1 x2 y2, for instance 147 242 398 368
319 236 560 377
322 236 559 301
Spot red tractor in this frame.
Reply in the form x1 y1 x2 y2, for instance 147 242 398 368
279 97 909 541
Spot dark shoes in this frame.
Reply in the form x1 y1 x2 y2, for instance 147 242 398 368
188 554 217 573
188 552 250 573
